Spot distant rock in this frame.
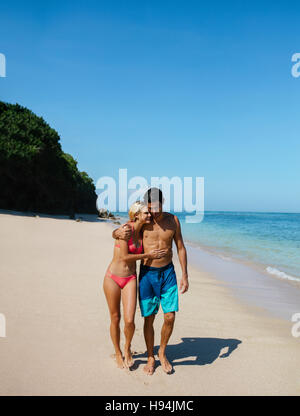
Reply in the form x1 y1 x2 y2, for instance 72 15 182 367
98 209 116 220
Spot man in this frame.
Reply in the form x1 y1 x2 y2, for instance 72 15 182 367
112 188 189 375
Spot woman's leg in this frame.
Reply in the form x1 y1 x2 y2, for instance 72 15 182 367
121 278 137 368
103 274 124 368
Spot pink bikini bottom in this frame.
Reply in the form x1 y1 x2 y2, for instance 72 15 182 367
106 270 137 289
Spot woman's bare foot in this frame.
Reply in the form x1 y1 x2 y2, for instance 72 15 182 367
158 349 172 374
143 356 155 375
113 352 125 369
124 349 134 369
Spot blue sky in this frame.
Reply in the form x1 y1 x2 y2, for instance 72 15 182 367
1 0 299 212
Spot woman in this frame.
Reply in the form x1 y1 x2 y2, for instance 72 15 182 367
103 201 167 369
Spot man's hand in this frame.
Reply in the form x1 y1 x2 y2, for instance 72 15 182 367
115 223 131 241
179 275 189 294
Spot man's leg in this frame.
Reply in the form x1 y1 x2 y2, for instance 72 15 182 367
158 312 175 373
143 314 156 375
139 265 160 375
159 263 178 374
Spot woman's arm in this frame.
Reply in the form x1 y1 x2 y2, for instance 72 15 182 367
117 239 168 262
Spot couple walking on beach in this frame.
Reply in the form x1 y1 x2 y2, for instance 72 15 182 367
103 187 189 375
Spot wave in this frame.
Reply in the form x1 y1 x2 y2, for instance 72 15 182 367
217 254 232 261
266 266 300 282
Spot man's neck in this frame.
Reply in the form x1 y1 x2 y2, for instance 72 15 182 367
153 211 164 224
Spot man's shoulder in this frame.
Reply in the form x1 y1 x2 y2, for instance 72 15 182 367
162 212 179 227
163 212 175 219
163 212 180 221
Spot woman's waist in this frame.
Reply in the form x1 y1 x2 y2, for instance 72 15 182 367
108 261 136 277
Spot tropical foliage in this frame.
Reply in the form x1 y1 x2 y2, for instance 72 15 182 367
0 102 97 215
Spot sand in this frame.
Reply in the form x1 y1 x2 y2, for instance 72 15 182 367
0 212 299 396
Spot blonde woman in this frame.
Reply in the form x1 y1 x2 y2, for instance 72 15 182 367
103 202 167 369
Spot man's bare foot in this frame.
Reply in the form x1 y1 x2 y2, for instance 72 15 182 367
124 349 134 369
114 352 125 369
158 349 172 374
143 356 155 375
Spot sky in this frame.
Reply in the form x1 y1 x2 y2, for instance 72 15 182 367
0 0 299 212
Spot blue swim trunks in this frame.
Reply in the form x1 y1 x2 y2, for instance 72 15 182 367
138 262 179 317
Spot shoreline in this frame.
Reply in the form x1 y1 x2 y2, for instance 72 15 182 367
186 242 300 322
0 211 299 395
184 237 300 284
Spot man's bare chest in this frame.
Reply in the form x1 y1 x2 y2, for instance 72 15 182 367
143 223 175 243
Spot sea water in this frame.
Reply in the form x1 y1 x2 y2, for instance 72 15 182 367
177 211 300 283
115 211 300 283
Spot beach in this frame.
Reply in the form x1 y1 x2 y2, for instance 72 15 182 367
0 211 299 396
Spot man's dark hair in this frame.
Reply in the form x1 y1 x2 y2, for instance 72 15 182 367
143 187 163 204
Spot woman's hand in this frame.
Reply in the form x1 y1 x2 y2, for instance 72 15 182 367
148 248 169 259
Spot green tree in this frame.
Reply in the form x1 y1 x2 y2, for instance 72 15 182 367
0 102 97 215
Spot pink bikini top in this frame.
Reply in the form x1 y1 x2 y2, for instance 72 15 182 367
115 222 143 254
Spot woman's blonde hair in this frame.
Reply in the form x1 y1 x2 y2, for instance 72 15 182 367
128 201 146 221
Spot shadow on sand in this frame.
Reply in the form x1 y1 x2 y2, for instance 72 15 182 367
131 337 242 372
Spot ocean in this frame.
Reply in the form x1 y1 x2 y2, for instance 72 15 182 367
114 211 300 284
